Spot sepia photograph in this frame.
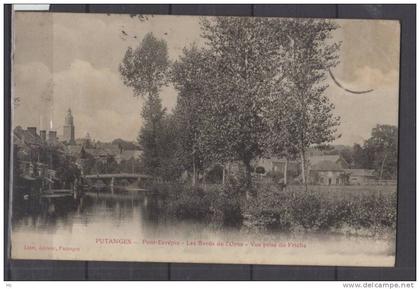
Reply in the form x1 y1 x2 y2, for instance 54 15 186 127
9 11 400 266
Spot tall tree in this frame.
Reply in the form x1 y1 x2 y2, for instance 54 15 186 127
137 95 167 178
120 32 169 99
198 17 283 188
158 113 183 181
119 33 170 179
352 143 371 169
171 45 209 185
364 124 398 180
268 19 341 188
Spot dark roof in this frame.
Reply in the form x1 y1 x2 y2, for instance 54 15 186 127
116 150 142 161
97 143 120 155
310 160 344 171
309 155 341 165
85 148 110 157
308 154 349 170
345 169 376 177
13 126 43 146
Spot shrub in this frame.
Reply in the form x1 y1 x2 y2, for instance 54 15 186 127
163 185 212 221
157 182 245 227
215 189 243 228
343 191 397 234
243 185 397 234
243 185 293 232
154 181 397 235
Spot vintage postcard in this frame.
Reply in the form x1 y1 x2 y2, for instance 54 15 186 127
9 12 400 266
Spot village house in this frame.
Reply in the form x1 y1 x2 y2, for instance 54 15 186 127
344 169 377 185
66 144 142 165
206 154 379 186
12 126 61 193
114 149 142 164
308 155 350 185
252 157 300 182
308 155 379 186
62 110 142 168
13 126 61 175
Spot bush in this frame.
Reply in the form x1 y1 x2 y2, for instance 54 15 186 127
154 181 397 235
216 186 244 228
163 185 212 221
343 191 397 234
158 182 244 227
243 185 293 232
243 185 397 234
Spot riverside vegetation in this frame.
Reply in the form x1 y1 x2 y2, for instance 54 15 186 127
150 181 397 237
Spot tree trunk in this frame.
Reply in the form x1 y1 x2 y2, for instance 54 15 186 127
283 158 288 186
192 147 196 186
244 160 252 189
379 152 388 181
192 131 197 186
300 150 307 192
222 164 225 185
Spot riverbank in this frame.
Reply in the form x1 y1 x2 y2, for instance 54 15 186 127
155 182 397 237
10 184 397 266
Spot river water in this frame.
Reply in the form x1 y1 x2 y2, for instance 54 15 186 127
10 192 396 266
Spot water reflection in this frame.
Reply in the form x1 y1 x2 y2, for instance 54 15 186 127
11 190 396 266
12 191 167 234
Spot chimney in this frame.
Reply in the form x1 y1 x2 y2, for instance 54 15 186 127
48 131 57 144
39 130 46 142
27 127 37 136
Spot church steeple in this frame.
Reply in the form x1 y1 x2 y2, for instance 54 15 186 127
65 108 74 126
63 108 75 144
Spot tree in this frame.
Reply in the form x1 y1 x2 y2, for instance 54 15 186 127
137 95 167 178
364 124 398 180
268 19 341 188
111 139 139 150
158 114 183 181
119 33 170 179
120 32 169 99
171 45 209 185
324 145 354 167
352 143 371 169
197 17 283 189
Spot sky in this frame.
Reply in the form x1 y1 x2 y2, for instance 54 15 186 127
12 12 400 145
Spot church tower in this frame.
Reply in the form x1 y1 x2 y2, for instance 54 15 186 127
63 108 75 144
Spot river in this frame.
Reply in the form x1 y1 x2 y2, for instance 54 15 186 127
10 192 396 266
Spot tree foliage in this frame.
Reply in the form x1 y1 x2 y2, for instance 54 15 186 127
119 33 171 179
266 19 341 185
171 45 209 183
363 124 398 179
196 17 289 188
119 32 169 98
137 94 167 178
120 18 344 188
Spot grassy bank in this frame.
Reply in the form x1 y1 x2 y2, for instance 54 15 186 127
152 183 397 236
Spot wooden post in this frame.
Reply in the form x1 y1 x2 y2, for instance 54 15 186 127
111 177 115 195
284 158 288 186
222 164 225 185
192 151 196 186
